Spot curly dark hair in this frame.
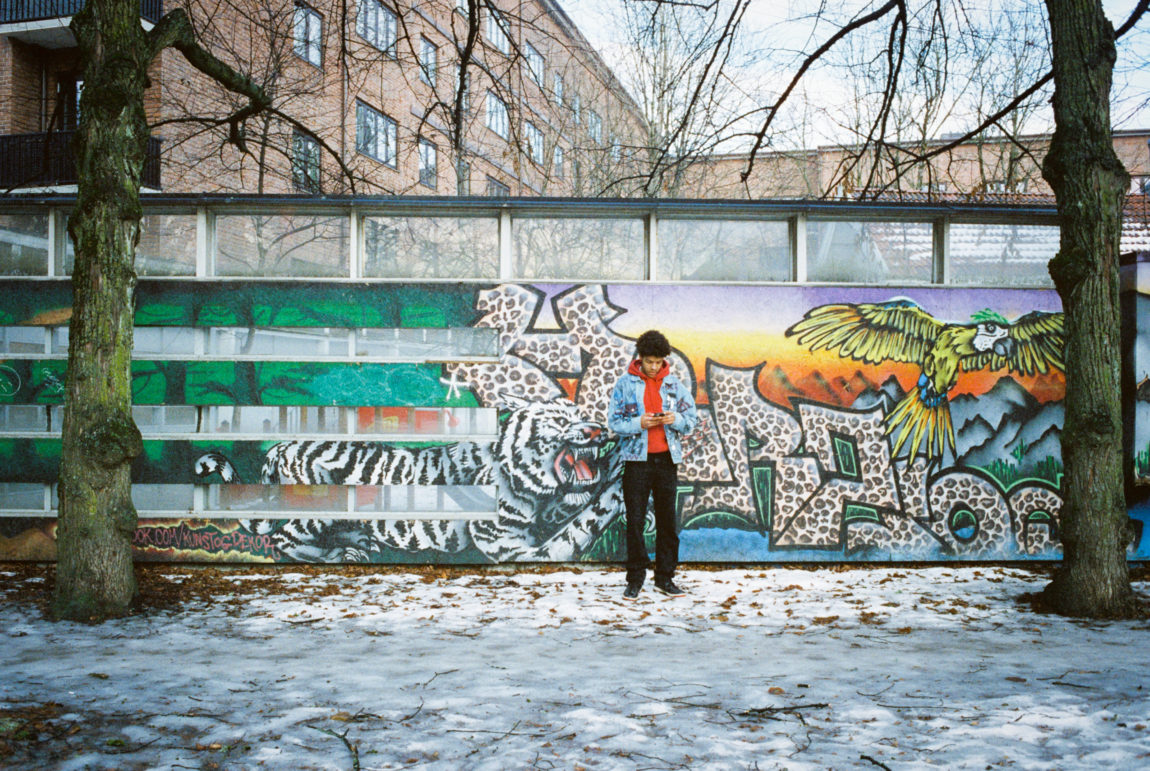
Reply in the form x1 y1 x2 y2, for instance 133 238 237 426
635 329 671 359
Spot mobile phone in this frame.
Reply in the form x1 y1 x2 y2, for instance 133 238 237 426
651 412 664 417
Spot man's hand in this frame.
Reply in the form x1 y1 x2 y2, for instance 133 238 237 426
640 412 675 429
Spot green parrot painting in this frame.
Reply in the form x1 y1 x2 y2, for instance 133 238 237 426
785 299 1065 461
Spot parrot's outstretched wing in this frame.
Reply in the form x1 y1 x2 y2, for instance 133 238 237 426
785 300 944 365
960 311 1065 375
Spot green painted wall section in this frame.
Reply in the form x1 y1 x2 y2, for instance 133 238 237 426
0 360 462 406
0 280 480 327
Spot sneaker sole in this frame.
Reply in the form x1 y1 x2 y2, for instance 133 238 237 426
655 586 685 596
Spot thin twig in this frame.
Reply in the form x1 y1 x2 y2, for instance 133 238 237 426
735 702 829 726
860 754 892 771
308 725 360 771
420 669 459 688
397 700 424 722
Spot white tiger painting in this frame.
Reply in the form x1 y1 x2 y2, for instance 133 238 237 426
194 396 622 562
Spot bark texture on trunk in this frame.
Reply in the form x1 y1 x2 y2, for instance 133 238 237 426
50 4 265 622
1041 0 1140 618
53 0 146 621
47 3 267 621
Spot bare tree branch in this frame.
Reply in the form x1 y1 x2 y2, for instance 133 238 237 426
742 0 904 182
150 9 271 154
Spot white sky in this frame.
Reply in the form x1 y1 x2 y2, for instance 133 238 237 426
5 565 1150 768
565 0 1150 150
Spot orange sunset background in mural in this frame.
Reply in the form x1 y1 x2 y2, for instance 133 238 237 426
595 284 1066 410
666 329 1065 408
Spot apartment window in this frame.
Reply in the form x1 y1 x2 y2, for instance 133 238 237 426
609 137 621 163
553 145 564 179
552 73 563 106
293 4 323 66
486 177 510 197
488 9 510 55
524 42 544 86
356 101 397 167
525 122 544 165
486 91 509 139
358 0 397 55
419 139 437 189
586 110 601 144
456 0 468 13
420 37 438 86
291 131 321 192
54 74 82 130
572 93 581 124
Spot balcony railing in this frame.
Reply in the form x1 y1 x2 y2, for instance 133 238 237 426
0 132 162 190
0 0 163 25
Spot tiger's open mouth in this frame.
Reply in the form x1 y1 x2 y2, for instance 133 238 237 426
554 446 600 486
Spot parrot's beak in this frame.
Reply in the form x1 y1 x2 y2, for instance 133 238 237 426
993 338 1016 358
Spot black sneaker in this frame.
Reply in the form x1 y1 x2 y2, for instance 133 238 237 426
623 582 642 600
654 579 685 596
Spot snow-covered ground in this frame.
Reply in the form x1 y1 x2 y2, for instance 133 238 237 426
3 565 1150 770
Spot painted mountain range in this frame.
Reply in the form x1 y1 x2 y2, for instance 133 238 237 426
853 375 1063 474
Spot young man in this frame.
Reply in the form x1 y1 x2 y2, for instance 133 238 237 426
607 330 698 599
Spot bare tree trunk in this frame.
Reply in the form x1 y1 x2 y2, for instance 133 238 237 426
54 2 269 622
1040 0 1140 618
54 0 147 621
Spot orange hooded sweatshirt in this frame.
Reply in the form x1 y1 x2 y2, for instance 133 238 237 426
628 358 669 454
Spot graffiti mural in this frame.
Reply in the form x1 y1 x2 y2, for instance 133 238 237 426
786 300 1065 460
1 278 1129 563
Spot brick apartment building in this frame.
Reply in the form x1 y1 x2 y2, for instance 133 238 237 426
2 1 1148 203
680 129 1150 201
0 0 646 196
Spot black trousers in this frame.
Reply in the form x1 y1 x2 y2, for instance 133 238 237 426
623 452 678 584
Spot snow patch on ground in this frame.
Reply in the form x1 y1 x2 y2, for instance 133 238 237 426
3 566 1150 769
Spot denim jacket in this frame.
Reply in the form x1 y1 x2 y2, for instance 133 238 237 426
607 368 699 464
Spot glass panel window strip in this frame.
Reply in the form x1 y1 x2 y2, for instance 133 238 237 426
13 406 500 439
2 326 500 362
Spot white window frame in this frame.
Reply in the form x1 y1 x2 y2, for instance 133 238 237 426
291 131 321 192
420 36 438 87
485 91 509 139
552 73 563 106
553 144 564 179
419 138 437 189
486 176 510 197
293 3 323 66
358 0 397 56
487 9 511 55
356 101 398 168
525 122 544 166
524 41 544 86
586 109 601 144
